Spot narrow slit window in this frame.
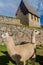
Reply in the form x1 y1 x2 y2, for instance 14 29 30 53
31 14 33 19
37 18 39 22
34 16 36 20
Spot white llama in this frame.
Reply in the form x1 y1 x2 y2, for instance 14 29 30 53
2 30 40 65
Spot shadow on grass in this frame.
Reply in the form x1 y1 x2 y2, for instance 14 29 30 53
0 51 16 65
0 51 43 65
0 51 24 65
36 55 43 65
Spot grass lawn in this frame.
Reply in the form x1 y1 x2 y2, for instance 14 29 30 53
0 45 43 65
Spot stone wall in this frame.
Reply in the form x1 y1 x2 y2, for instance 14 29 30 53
0 24 43 45
0 16 21 25
29 13 40 27
16 9 29 25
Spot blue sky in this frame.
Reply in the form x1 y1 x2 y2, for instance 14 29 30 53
0 0 43 26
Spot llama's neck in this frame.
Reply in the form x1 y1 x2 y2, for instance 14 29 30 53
4 36 16 53
5 36 15 47
31 32 36 44
4 36 16 55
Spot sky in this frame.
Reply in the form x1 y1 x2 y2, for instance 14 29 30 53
0 0 43 26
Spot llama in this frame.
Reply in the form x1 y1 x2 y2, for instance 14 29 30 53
2 30 40 65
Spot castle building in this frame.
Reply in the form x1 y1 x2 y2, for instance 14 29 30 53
16 0 40 27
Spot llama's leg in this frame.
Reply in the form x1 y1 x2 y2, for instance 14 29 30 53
17 64 18 65
17 61 24 65
31 49 36 65
31 57 36 65
24 61 26 65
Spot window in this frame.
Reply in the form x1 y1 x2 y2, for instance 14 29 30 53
34 16 36 20
37 18 39 22
31 14 33 19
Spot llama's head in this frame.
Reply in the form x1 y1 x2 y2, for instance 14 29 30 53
34 30 40 35
2 33 9 38
32 30 40 44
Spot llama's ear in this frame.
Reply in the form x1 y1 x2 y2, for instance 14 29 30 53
33 29 35 31
5 33 9 36
32 29 34 32
2 33 9 38
2 34 6 38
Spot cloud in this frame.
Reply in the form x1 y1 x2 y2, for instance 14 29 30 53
37 0 43 15
26 0 38 9
0 0 43 17
0 2 4 8
0 0 21 17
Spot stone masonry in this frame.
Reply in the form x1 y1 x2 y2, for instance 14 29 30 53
0 24 43 45
0 16 21 25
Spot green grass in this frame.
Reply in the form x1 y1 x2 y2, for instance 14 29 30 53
0 45 43 65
